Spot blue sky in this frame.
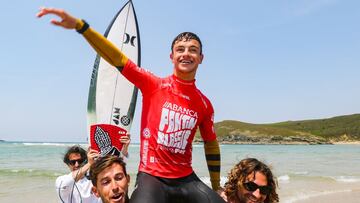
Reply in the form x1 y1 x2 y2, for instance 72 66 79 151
1 0 359 142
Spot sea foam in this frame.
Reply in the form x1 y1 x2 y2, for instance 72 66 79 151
277 175 290 183
332 176 360 183
1 168 59 178
282 189 353 203
22 142 85 147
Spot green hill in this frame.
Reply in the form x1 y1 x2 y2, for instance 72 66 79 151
195 114 360 144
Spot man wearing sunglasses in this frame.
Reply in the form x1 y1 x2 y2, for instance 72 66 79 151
219 158 279 203
56 145 101 203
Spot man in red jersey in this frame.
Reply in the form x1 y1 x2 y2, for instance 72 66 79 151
37 7 224 203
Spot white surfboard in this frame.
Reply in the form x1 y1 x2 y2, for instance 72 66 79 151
87 0 140 155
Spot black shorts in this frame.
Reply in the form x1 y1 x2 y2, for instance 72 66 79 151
130 172 226 203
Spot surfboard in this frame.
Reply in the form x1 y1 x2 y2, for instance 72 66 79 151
87 0 141 156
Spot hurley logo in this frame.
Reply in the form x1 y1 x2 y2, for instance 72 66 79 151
124 33 136 47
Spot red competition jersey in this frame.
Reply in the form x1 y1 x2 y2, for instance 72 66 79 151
122 60 216 178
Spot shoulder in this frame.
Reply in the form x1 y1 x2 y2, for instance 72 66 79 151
77 176 92 185
55 173 73 188
125 60 157 78
194 88 214 110
56 173 72 181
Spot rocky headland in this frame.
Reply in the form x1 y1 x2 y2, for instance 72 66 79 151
194 114 360 145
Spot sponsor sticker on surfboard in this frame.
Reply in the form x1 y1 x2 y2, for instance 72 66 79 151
90 124 127 156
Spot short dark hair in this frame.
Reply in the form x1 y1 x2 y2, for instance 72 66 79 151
63 145 87 165
171 32 203 54
224 158 279 203
90 155 127 187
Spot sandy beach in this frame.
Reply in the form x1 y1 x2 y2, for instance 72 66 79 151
294 189 360 203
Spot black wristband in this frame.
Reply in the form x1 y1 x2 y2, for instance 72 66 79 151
76 19 89 34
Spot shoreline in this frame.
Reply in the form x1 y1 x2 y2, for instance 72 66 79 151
218 141 331 145
196 141 360 145
292 189 360 203
332 141 360 145
200 140 360 145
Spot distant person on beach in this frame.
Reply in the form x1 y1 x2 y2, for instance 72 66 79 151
219 158 279 203
90 155 130 203
56 145 101 203
37 6 224 203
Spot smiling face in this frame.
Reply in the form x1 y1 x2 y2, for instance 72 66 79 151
236 172 268 203
170 39 204 81
92 163 130 203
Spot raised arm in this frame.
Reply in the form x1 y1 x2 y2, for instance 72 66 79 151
36 7 128 70
120 134 131 158
72 148 100 182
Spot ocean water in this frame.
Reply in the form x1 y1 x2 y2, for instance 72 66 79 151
0 142 359 202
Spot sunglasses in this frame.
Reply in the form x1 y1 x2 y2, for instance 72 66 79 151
243 181 271 195
68 159 84 166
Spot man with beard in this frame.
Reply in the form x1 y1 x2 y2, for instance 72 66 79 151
219 158 279 203
90 155 130 203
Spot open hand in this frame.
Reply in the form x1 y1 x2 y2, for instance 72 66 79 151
87 148 100 165
36 7 77 29
120 134 131 145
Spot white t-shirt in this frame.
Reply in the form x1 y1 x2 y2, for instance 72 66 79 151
55 172 101 203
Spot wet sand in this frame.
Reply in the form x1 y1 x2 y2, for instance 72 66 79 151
294 189 360 203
